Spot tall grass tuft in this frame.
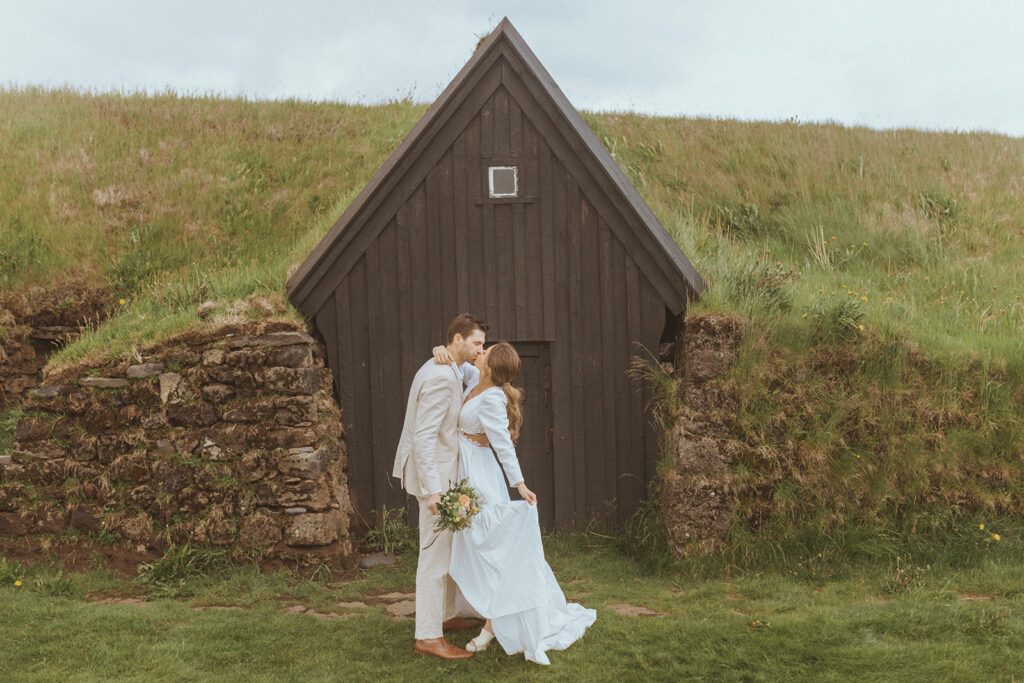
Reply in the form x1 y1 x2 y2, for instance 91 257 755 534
135 537 227 598
362 506 417 555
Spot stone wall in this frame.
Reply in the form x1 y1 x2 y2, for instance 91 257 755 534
0 312 80 410
0 281 111 410
660 314 748 557
0 321 354 565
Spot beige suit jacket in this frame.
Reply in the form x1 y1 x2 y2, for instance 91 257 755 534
393 359 463 497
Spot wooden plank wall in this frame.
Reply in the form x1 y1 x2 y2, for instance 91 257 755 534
316 73 672 530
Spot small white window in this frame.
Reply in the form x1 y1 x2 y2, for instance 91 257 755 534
488 166 518 198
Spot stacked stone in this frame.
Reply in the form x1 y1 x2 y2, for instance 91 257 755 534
0 325 354 563
660 314 749 558
0 314 75 411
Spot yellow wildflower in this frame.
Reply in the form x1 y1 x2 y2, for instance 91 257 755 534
118 298 126 305
993 533 1001 541
860 297 868 302
858 324 864 330
979 524 985 530
802 313 807 319
14 580 21 587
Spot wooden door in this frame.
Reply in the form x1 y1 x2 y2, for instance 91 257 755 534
504 341 554 529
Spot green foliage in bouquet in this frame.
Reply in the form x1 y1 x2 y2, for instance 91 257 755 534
434 478 483 535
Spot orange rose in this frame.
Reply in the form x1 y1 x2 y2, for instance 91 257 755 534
458 494 471 508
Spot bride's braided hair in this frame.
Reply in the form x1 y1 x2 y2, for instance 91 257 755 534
486 342 523 443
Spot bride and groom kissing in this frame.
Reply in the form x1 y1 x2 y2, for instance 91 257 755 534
392 313 596 665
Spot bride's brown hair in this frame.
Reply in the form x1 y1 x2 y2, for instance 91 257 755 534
486 342 523 443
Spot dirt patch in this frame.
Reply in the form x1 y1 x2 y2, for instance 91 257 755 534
362 590 417 619
256 543 362 580
282 604 348 620
375 591 415 602
0 277 111 330
385 600 416 620
0 534 372 580
0 536 160 577
607 603 665 617
89 597 149 607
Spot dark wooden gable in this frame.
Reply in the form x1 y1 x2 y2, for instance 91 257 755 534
288 18 703 317
287 18 704 530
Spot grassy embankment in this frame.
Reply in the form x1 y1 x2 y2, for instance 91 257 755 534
590 113 1024 565
2 87 1024 567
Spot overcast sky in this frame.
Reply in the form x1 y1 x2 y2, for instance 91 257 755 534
3 0 1023 137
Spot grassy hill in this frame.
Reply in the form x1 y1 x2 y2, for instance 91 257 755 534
2 88 1023 562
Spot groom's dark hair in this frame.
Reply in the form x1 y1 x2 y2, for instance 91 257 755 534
447 313 488 343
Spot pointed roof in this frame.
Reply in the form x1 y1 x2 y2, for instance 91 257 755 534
287 18 704 317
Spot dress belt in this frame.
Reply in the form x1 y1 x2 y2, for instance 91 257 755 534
462 431 489 447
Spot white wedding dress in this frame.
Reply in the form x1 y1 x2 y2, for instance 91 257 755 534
449 363 597 665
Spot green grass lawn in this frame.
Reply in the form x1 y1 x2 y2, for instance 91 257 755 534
3 533 1024 681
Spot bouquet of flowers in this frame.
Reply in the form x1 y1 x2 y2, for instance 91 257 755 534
435 478 483 533
423 478 483 548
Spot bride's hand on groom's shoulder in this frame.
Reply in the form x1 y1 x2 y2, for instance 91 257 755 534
516 482 537 506
433 345 454 365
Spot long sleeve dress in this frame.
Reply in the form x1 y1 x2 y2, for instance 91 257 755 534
448 363 597 665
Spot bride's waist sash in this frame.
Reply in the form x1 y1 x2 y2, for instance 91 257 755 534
461 431 489 447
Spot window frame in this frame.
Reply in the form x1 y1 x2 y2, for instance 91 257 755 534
488 165 519 198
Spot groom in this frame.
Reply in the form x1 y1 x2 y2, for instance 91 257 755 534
393 312 488 659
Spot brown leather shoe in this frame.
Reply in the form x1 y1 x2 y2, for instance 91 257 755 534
442 617 484 632
415 637 473 660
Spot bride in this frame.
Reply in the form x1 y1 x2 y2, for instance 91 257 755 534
432 341 597 665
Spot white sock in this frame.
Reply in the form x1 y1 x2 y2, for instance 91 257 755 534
469 628 494 650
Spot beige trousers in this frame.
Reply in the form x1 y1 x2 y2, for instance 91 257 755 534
414 494 458 639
